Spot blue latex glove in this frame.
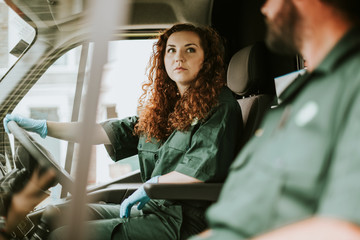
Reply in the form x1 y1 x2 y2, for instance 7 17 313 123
120 176 159 218
3 114 48 138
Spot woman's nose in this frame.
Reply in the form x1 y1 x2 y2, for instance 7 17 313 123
175 52 184 62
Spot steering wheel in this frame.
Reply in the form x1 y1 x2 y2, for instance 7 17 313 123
7 121 74 193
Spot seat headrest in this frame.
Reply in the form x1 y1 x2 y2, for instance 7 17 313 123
227 42 297 96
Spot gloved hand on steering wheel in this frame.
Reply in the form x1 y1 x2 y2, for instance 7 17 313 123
120 176 159 218
3 114 48 139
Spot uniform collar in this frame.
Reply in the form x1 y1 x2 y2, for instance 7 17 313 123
278 26 360 104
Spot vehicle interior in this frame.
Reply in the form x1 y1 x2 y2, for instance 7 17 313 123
0 0 303 239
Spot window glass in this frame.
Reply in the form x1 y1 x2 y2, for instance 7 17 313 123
12 39 156 199
95 39 155 184
12 46 81 200
0 0 36 79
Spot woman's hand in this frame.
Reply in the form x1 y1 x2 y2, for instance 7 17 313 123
120 176 159 218
3 114 47 138
120 171 202 218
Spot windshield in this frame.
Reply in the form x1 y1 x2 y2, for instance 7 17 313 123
0 0 36 79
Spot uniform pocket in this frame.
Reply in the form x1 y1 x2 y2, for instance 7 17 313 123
226 151 321 234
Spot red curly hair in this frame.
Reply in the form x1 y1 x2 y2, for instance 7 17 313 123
134 23 226 141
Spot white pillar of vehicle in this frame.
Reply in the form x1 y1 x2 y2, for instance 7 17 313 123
65 0 130 239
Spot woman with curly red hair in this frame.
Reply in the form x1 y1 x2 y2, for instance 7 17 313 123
4 23 242 239
135 23 228 141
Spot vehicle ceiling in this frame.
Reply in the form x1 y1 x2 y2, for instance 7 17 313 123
7 0 214 30
6 0 267 61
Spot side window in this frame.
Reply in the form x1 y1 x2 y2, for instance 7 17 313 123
12 47 81 168
12 39 155 198
11 46 81 199
94 39 155 184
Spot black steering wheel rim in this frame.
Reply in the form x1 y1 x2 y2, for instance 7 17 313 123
7 120 73 193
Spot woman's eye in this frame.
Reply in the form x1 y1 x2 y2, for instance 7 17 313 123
167 48 175 53
186 48 195 53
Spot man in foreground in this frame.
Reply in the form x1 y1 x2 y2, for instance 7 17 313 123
191 0 360 239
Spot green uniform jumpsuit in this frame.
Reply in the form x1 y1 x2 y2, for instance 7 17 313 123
48 86 242 240
190 27 360 240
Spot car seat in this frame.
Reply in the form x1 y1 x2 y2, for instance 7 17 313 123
227 41 298 149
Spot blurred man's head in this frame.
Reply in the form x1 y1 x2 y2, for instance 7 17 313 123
261 0 359 55
261 0 301 55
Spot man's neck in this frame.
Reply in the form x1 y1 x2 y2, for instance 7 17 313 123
301 14 353 72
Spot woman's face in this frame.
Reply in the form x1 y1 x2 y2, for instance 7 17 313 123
164 31 205 95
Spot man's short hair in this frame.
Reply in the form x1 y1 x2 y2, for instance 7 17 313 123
321 0 360 23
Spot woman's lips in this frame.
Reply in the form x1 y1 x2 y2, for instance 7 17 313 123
175 67 186 71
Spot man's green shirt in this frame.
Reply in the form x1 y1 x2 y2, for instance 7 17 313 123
200 27 360 239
